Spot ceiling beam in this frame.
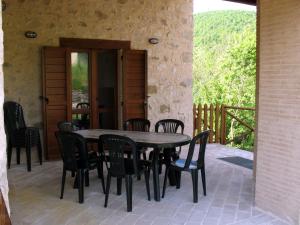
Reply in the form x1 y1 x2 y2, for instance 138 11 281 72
223 0 256 6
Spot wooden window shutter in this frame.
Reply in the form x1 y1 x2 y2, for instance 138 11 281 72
122 50 148 122
42 47 68 160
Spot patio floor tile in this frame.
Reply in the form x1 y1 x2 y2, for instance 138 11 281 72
8 144 292 225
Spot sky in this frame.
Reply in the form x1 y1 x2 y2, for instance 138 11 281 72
193 0 256 14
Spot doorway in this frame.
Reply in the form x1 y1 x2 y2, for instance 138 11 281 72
42 39 147 159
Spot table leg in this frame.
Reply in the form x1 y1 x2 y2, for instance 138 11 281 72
152 148 160 201
117 177 122 195
163 148 176 186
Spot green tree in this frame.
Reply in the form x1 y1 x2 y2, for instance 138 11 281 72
193 10 256 150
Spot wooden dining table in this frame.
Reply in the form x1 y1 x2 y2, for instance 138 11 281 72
75 129 191 201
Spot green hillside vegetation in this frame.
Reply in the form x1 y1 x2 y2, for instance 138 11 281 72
193 10 256 150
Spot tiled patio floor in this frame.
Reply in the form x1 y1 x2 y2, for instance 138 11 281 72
8 144 291 225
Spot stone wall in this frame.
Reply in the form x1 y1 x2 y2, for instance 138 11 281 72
2 0 193 138
256 0 300 223
0 1 9 212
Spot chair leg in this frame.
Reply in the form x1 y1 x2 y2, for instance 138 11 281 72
125 175 133 212
25 144 31 172
200 167 206 196
143 152 147 160
60 168 66 199
85 170 89 187
78 169 84 204
101 175 106 194
136 154 141 180
117 177 122 195
97 160 103 179
7 142 12 169
104 173 111 208
158 154 163 174
71 171 75 177
73 173 78 189
148 151 153 160
162 166 169 198
16 147 21 164
191 170 198 203
37 136 43 165
144 169 151 201
97 161 106 193
175 171 181 189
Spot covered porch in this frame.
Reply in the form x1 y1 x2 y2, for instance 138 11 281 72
8 144 287 225
0 0 300 225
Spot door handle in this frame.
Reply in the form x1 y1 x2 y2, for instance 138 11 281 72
39 96 49 104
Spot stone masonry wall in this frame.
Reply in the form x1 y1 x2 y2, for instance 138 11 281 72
256 0 300 224
2 0 193 140
0 1 9 212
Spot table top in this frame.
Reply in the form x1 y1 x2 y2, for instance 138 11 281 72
75 129 191 148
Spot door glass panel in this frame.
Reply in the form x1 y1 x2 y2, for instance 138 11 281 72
71 52 90 129
97 50 117 129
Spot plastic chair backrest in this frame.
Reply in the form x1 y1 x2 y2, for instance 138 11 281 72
123 118 150 132
99 134 138 177
155 119 184 134
3 101 26 136
55 131 89 171
184 130 210 170
57 121 78 132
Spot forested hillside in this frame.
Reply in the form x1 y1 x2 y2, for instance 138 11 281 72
193 11 256 150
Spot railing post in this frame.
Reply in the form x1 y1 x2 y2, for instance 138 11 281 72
203 104 208 131
220 105 227 145
215 104 220 143
193 104 196 137
209 104 213 143
197 104 202 135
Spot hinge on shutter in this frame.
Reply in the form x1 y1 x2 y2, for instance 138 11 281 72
121 55 123 60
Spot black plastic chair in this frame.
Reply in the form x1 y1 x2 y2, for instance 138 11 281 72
162 130 210 203
57 121 105 192
123 118 151 160
3 101 42 172
55 131 105 203
99 134 151 212
155 119 184 155
123 118 151 132
57 121 79 132
150 119 185 185
75 102 90 129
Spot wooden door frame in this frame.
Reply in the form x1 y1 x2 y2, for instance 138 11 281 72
61 38 131 129
60 38 131 50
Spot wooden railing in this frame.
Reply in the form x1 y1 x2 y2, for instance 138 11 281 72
0 190 11 225
193 104 255 145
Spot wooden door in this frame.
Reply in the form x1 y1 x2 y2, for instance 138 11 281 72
42 47 68 160
91 50 118 129
122 50 147 121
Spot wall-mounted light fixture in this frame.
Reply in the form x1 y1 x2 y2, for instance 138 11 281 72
148 37 159 45
25 31 37 38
